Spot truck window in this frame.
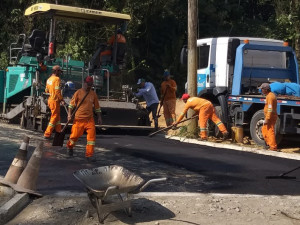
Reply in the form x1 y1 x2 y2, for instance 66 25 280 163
198 45 210 69
243 49 286 69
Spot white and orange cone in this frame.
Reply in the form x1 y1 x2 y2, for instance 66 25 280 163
16 141 43 193
4 136 30 183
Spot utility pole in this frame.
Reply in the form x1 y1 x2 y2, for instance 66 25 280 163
187 0 197 135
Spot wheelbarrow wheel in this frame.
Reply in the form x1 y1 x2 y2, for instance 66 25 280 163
124 207 132 217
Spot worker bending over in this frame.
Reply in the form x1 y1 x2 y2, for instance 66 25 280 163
44 65 65 139
259 83 278 151
173 94 229 141
160 70 177 126
135 78 159 130
67 76 102 162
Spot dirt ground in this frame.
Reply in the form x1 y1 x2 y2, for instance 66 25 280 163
7 193 300 225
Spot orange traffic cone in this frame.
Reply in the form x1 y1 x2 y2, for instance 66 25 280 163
4 136 30 183
15 141 44 195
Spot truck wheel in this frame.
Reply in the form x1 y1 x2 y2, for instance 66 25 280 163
250 110 282 146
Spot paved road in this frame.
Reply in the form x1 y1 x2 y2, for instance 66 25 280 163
1 124 300 196
98 134 300 195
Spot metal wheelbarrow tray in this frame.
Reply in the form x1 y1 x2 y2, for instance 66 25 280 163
73 165 167 223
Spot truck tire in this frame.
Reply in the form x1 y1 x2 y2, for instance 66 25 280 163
250 110 282 147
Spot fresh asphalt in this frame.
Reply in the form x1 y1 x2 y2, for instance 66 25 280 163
98 134 300 196
1 125 300 196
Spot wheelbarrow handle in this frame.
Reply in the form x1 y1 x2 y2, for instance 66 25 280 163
103 186 118 199
138 177 167 193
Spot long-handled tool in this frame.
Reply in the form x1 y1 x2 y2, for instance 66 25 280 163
52 90 90 146
148 115 198 137
157 86 169 118
265 165 300 179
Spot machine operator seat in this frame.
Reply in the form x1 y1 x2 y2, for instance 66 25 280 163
22 29 46 57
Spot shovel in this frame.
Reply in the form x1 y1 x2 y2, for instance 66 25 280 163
157 86 169 118
148 115 198 137
52 90 90 146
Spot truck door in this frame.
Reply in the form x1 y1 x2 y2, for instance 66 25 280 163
197 39 216 94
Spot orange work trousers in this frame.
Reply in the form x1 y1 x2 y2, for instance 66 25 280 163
44 100 61 137
163 99 176 126
67 117 96 157
262 116 277 150
199 103 227 139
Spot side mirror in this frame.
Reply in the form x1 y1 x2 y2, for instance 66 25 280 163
227 38 240 65
180 45 188 65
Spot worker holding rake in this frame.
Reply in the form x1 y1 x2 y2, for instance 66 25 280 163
173 94 229 141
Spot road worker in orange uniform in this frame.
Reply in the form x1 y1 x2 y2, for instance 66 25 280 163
100 29 126 65
44 65 65 139
67 76 102 161
259 83 278 151
107 28 126 46
173 94 229 141
160 70 177 126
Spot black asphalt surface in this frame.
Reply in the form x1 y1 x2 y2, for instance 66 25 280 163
1 125 300 196
99 134 300 196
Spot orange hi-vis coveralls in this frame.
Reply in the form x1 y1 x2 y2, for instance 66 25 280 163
67 89 101 158
176 97 227 139
262 92 278 150
108 34 126 45
161 79 177 126
44 75 63 138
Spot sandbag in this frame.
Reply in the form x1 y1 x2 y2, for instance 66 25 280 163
285 83 300 97
270 82 286 95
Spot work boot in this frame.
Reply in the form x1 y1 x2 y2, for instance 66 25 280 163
197 137 208 141
67 148 73 157
43 136 51 140
86 156 96 163
222 132 229 141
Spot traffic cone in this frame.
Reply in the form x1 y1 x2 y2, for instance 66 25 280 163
4 136 30 183
16 141 43 193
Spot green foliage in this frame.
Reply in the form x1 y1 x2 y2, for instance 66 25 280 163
0 52 9 70
1 0 300 89
57 36 90 62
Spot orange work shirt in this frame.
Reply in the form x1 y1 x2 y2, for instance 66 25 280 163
264 92 277 120
177 97 211 122
45 75 63 102
108 34 126 45
69 89 101 120
161 79 177 101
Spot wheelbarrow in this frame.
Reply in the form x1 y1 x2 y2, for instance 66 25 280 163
73 165 167 223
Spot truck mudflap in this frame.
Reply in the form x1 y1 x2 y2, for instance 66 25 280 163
280 112 300 134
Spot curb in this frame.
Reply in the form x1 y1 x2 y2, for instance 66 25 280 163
166 135 300 161
0 192 30 224
44 191 300 199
